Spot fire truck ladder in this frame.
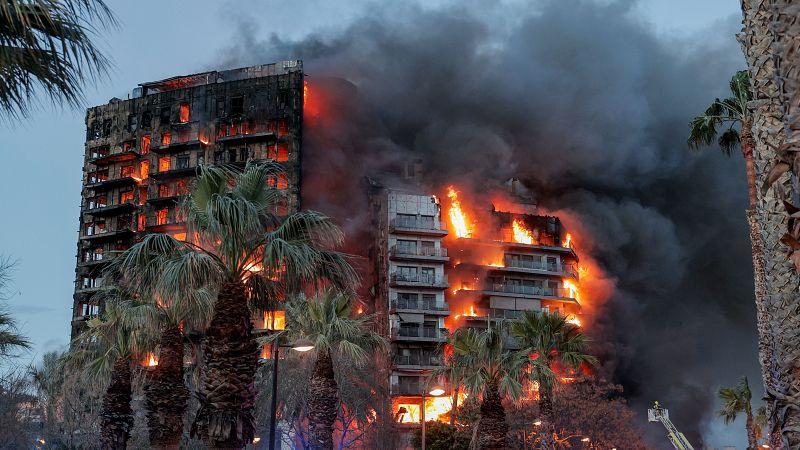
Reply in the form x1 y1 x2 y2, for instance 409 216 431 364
647 401 695 450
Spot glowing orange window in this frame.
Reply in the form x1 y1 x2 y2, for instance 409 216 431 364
159 184 171 198
267 175 276 188
137 214 146 231
121 165 134 177
263 311 285 330
277 173 288 189
123 141 134 151
156 209 168 225
277 143 289 162
278 119 288 136
241 121 250 135
179 103 190 123
138 187 148 205
161 132 171 146
140 160 149 180
141 135 151 154
173 232 187 241
158 157 170 172
120 191 134 203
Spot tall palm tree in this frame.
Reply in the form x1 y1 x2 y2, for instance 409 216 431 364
739 2 799 448
687 71 777 440
717 376 759 450
275 290 386 450
442 323 529 450
0 0 116 118
70 294 147 450
510 311 597 450
115 163 357 450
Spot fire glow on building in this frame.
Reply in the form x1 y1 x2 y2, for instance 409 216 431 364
372 180 604 427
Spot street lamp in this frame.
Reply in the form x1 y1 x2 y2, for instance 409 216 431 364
267 337 315 450
421 375 445 450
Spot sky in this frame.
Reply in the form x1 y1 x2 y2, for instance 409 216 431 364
0 0 746 447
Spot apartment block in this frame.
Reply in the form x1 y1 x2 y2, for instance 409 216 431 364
72 61 305 338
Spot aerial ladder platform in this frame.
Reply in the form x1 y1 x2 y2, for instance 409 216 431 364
648 401 695 450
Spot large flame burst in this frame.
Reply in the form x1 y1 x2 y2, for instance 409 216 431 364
447 186 471 238
512 219 534 244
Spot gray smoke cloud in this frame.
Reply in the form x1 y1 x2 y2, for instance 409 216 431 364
218 1 758 446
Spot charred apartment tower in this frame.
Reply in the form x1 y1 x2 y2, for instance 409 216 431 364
71 61 304 337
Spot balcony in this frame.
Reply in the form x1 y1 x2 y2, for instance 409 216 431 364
485 283 576 301
394 354 443 368
84 201 137 217
389 246 449 262
484 260 579 279
389 217 448 237
217 130 275 144
152 139 203 154
150 166 198 180
85 176 139 191
389 273 448 289
390 298 449 315
392 326 448 342
80 226 135 243
88 150 140 166
391 379 452 396
147 194 186 206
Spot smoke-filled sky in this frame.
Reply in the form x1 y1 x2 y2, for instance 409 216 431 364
0 0 752 447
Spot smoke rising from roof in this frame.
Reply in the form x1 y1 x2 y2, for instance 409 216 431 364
219 1 756 446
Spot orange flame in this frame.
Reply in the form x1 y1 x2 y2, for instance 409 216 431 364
563 233 573 248
566 315 582 327
464 305 478 317
563 279 580 302
512 219 534 244
447 187 471 238
144 352 158 367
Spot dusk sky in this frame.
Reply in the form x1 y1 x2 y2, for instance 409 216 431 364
0 0 744 446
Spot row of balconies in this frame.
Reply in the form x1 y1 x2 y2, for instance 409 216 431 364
389 217 448 236
389 245 449 262
391 298 449 314
394 353 443 367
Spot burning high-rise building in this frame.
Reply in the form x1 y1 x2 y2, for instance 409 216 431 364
71 61 304 338
368 178 583 441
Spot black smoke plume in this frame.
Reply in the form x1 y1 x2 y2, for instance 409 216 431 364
218 1 757 446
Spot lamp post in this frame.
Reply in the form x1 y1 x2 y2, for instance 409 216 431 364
267 337 314 450
420 373 445 450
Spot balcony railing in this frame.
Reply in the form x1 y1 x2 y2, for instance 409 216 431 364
503 259 578 277
394 327 448 340
463 308 525 321
390 217 447 233
391 298 449 312
488 284 574 299
390 273 448 287
390 246 448 258
394 354 443 367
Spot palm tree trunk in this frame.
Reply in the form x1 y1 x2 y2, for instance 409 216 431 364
538 384 556 450
308 348 338 450
450 385 459 426
476 379 507 450
739 2 797 448
146 324 189 450
747 409 759 450
770 2 800 449
100 356 133 450
192 280 259 450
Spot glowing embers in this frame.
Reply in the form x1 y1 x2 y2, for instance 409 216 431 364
512 219 535 245
447 186 472 238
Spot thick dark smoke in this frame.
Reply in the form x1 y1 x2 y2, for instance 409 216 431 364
219 1 758 446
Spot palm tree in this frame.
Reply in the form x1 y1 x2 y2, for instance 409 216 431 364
442 323 528 450
70 294 145 450
510 311 597 450
275 290 386 450
115 163 357 450
0 0 116 118
718 377 759 450
739 2 799 448
687 71 777 441
0 257 29 358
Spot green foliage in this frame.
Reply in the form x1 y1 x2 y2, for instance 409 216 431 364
273 290 387 368
0 0 116 118
687 70 751 155
441 323 529 402
510 310 597 391
0 257 29 359
717 376 753 425
410 421 471 450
